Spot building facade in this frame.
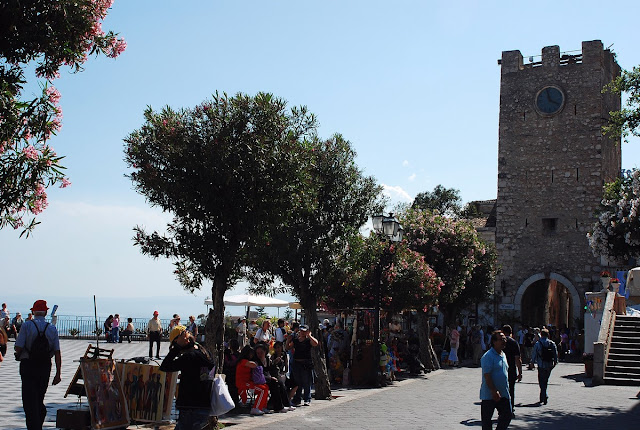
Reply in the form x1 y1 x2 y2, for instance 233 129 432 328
493 40 621 328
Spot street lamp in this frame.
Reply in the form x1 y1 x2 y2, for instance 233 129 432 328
371 213 403 386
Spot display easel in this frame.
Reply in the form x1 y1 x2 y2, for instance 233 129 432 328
64 344 115 399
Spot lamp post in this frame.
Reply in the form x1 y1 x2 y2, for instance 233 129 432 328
371 213 403 386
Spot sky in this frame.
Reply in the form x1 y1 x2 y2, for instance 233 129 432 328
2 1 640 320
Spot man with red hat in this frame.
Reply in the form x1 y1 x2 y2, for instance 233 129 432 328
14 299 61 430
147 310 162 359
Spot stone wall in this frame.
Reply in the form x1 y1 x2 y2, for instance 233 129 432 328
495 40 621 321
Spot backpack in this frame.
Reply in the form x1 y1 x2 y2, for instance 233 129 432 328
541 341 554 362
26 321 51 363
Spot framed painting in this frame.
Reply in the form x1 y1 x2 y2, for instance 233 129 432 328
80 358 130 429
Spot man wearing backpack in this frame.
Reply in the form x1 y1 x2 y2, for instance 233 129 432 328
14 299 62 430
530 328 558 405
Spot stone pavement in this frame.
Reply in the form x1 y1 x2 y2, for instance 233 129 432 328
0 338 172 430
222 361 640 430
1 339 640 429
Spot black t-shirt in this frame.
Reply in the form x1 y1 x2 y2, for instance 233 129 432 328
159 344 215 410
293 337 312 360
504 337 521 376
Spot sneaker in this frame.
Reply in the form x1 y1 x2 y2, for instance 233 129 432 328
292 402 302 407
250 408 264 415
278 408 288 413
262 409 273 414
287 406 296 411
303 401 310 406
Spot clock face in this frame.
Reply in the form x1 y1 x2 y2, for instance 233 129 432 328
535 86 565 115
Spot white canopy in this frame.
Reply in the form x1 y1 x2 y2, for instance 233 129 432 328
204 294 290 308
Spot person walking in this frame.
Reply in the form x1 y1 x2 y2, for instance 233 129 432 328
14 300 62 430
501 325 522 415
449 325 460 367
160 325 215 428
471 325 483 366
530 328 558 405
147 311 162 359
479 330 511 430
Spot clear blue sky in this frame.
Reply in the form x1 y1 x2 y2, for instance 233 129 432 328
2 1 639 319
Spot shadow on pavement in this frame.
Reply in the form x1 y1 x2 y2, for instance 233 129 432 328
510 403 640 429
561 372 593 386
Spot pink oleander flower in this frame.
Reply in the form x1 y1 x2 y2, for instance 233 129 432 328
35 183 46 196
60 178 72 188
23 145 39 160
45 86 61 104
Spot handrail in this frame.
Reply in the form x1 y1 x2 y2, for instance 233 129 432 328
593 291 617 385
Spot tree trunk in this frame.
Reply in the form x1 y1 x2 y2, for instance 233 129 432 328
205 277 226 370
303 302 332 400
417 311 440 371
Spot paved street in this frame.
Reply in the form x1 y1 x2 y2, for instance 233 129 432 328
1 339 639 429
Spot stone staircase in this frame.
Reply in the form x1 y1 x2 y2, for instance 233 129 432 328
605 315 640 385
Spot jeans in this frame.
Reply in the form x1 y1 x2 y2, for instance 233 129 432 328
538 367 552 402
149 331 161 357
292 360 313 404
20 359 52 430
111 327 119 343
508 372 517 411
481 397 512 430
175 408 213 430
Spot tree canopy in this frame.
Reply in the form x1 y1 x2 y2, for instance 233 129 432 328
244 133 383 398
321 233 442 314
603 66 640 142
587 169 640 262
124 92 316 352
412 185 462 217
1 0 125 234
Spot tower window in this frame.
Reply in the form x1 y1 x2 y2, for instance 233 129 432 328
542 218 558 235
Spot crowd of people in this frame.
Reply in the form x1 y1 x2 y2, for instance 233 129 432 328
437 323 583 368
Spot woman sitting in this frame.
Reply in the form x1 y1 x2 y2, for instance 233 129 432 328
254 343 293 413
119 318 135 343
270 341 298 407
235 346 269 415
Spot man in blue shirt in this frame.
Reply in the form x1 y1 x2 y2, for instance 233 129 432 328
530 328 558 405
14 300 62 430
480 330 511 430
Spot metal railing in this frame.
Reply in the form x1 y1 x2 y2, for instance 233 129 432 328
46 316 172 340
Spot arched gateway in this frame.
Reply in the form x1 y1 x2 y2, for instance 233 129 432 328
514 273 582 328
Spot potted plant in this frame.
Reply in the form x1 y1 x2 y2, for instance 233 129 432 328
583 352 594 377
610 278 621 293
600 271 611 290
68 328 80 338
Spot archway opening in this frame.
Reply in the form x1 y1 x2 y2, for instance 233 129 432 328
521 278 573 329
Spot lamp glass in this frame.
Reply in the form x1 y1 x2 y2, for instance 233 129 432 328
372 215 383 232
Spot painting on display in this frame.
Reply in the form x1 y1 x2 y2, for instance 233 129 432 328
80 358 130 429
117 362 177 422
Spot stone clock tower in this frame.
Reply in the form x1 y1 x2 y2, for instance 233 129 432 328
495 40 621 327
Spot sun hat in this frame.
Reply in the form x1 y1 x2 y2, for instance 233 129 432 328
31 300 49 312
169 325 187 343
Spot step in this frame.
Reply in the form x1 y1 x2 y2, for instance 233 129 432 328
608 352 640 361
611 335 640 343
604 376 640 386
606 359 640 368
609 346 640 355
606 364 640 374
614 328 640 333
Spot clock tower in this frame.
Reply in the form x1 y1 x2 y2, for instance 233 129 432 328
495 40 621 327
